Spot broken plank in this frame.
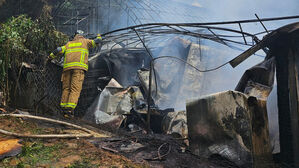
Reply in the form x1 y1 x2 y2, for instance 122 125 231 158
101 146 119 153
229 42 264 68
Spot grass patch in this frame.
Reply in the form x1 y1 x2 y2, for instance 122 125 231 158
20 141 61 165
0 141 61 167
68 159 96 168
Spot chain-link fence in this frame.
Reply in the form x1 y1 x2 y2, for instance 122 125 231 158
13 46 110 117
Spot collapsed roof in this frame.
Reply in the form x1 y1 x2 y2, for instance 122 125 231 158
12 14 299 166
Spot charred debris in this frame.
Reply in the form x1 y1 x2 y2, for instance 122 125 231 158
2 15 299 167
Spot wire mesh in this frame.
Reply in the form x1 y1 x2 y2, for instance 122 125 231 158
12 1 299 166
16 19 288 116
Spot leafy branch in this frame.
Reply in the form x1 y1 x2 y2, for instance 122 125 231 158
0 8 68 105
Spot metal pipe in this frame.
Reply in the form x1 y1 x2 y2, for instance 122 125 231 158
102 15 299 36
147 61 153 132
255 14 269 34
238 23 247 45
132 28 154 133
132 28 153 58
207 28 227 45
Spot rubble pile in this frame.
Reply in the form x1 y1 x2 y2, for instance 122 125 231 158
10 22 299 167
187 91 272 167
77 36 276 167
63 34 280 167
81 37 199 136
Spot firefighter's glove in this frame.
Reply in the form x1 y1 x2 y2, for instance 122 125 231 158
97 34 102 40
94 34 103 47
48 53 55 60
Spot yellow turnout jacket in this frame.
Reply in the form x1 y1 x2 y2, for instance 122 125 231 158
50 35 96 72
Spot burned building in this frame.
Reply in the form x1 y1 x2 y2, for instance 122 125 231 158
10 19 299 167
4 1 299 166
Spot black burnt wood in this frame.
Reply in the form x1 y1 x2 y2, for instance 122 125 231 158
274 30 299 167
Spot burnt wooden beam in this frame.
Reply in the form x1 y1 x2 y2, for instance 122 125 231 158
288 45 299 167
229 41 264 68
275 36 299 167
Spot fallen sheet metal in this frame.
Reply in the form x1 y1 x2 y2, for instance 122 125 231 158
266 85 280 154
0 139 22 160
243 80 272 100
175 43 203 110
131 86 146 110
236 56 279 155
138 37 194 111
235 57 275 99
137 69 150 94
186 90 272 167
102 48 150 87
162 111 188 138
106 78 123 88
83 79 132 128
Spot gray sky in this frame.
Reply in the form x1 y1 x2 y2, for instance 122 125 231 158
182 0 299 31
165 0 299 94
105 0 299 93
175 0 299 19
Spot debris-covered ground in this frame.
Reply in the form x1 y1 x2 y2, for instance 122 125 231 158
0 113 145 168
1 1 299 167
0 109 240 168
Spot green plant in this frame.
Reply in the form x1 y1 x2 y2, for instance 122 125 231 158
0 141 62 167
68 160 95 168
0 7 68 104
19 141 61 166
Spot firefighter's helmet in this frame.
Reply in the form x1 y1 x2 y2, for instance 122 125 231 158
75 30 84 36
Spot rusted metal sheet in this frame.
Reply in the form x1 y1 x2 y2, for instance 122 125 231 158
186 90 272 167
248 97 273 167
235 57 275 97
162 111 188 138
82 79 132 129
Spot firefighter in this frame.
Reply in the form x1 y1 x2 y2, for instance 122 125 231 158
49 30 102 118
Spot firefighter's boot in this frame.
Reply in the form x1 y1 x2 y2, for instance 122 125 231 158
62 108 74 119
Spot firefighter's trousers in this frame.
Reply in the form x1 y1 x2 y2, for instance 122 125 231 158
60 69 85 110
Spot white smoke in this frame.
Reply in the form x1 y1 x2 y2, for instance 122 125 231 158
90 0 297 103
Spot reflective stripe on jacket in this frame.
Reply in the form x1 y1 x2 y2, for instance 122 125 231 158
62 35 95 72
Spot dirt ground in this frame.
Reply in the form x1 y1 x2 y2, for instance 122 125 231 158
0 115 146 168
0 111 230 168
